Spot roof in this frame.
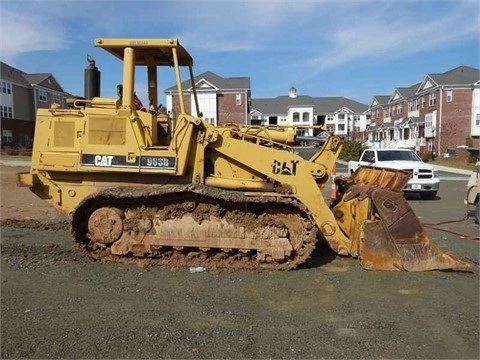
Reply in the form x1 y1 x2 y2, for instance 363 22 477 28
428 65 480 86
373 95 390 105
408 116 425 124
22 73 51 85
23 73 65 92
165 70 250 92
0 61 31 87
252 95 369 115
396 82 421 98
366 124 380 131
94 38 194 67
0 62 65 92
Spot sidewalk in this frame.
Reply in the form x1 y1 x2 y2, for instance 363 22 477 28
429 164 472 175
0 159 31 167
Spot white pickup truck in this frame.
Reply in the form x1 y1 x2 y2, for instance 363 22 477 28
347 148 440 199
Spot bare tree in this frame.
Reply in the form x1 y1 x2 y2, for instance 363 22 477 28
438 122 458 154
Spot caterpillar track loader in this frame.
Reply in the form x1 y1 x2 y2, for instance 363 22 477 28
19 38 470 271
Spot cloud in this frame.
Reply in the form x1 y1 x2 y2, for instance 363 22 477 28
2 0 477 96
172 0 320 52
310 1 480 71
0 8 70 63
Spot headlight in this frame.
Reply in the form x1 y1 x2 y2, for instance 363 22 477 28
433 169 439 178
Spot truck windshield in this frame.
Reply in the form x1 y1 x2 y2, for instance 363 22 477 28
377 151 422 162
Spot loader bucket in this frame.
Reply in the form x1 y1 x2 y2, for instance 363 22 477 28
332 167 472 271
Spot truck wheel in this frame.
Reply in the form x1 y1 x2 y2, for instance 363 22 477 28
420 191 437 200
475 201 479 224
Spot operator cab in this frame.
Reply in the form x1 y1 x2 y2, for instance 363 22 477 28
92 38 202 148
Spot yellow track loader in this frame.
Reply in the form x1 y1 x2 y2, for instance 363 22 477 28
19 38 470 271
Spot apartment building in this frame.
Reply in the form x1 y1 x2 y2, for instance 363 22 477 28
366 65 480 158
0 61 69 147
164 71 251 127
250 86 369 139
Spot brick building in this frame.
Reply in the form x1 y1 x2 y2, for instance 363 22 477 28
164 71 251 126
366 65 480 159
0 61 69 148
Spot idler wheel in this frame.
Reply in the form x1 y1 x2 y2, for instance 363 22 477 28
88 207 124 244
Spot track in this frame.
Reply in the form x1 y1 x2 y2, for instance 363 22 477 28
72 184 318 270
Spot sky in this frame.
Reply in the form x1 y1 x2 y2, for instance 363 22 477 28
0 0 479 107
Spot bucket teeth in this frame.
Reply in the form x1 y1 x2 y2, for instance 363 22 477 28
332 168 472 272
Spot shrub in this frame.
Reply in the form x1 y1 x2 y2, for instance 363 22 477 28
339 141 365 162
418 148 434 162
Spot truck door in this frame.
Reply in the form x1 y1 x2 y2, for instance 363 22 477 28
359 150 375 167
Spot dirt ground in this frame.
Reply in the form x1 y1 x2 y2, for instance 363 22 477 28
1 165 479 359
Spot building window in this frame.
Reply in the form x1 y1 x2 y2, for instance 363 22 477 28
429 92 436 106
327 125 335 133
2 129 13 143
446 90 452 102
53 94 62 105
292 112 300 122
235 94 241 106
2 81 12 94
338 114 345 120
326 114 334 121
409 99 419 112
1 106 13 119
425 116 432 128
476 114 480 126
302 112 309 122
37 89 47 102
19 134 31 147
353 115 360 122
396 104 401 115
338 124 345 131
428 140 434 152
422 96 426 108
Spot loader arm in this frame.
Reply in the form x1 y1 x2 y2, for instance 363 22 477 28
209 134 354 256
209 131 471 271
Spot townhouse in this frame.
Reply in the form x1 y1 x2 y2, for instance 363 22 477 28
0 61 69 147
164 71 251 127
366 65 480 159
250 86 370 139
3 60 478 163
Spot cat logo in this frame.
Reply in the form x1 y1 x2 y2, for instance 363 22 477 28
271 160 299 175
94 155 114 166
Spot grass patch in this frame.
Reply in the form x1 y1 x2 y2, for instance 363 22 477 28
430 158 475 171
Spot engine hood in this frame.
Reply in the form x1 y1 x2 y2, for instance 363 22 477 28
375 160 435 170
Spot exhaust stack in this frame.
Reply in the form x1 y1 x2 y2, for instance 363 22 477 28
84 54 100 100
